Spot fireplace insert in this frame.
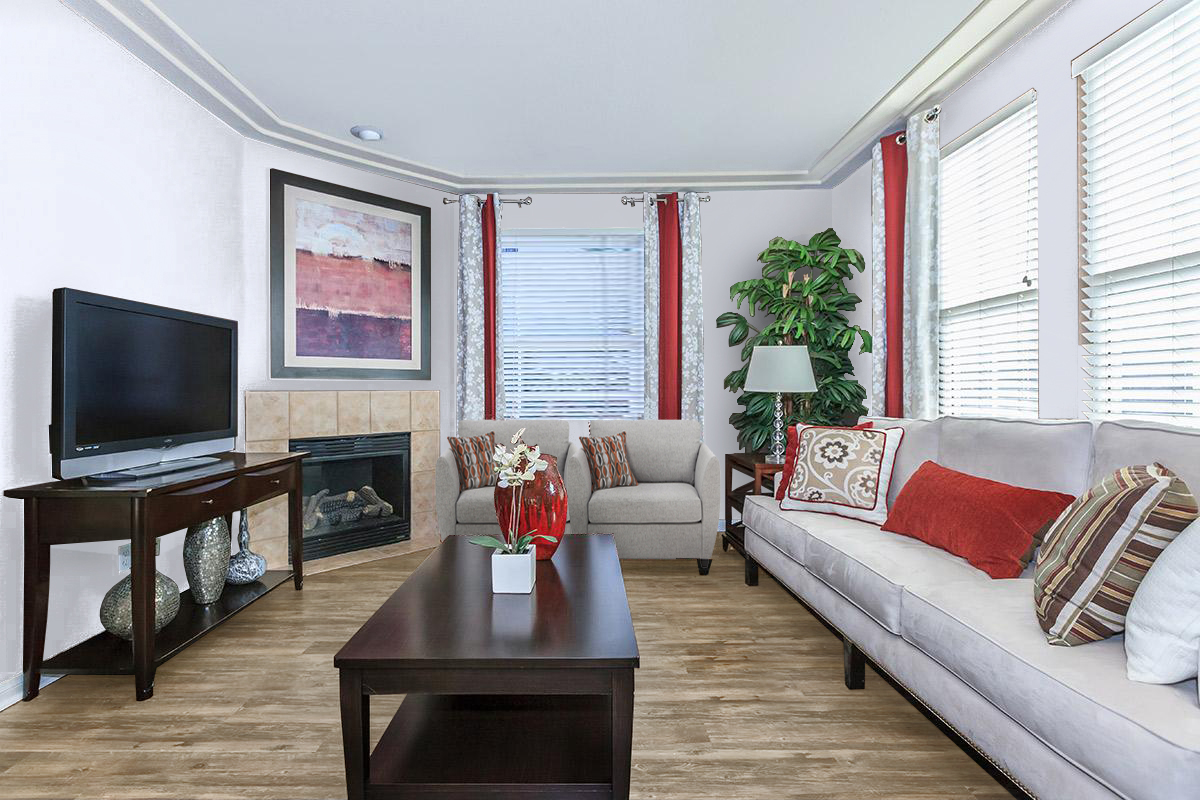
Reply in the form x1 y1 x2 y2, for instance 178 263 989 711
288 432 410 561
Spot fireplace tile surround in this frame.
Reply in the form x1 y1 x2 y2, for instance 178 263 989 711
244 390 440 570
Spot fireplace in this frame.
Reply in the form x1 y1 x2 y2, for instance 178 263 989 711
288 432 411 561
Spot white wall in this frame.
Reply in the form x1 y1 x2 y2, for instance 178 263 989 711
511 191 845 504
239 141 459 437
831 161 876 413
830 0 1162 420
1 0 245 682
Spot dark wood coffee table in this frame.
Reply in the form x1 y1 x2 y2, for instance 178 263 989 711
335 534 640 799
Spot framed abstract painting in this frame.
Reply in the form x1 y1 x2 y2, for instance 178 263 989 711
269 169 431 379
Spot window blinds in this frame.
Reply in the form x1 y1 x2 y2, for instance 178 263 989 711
938 95 1039 417
1079 1 1200 422
499 230 646 420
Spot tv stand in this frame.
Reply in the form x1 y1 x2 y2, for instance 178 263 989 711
5 451 307 702
89 455 223 481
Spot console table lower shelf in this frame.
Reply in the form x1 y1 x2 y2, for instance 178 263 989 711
42 571 292 674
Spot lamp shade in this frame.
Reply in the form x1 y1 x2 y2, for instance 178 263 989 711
744 345 817 393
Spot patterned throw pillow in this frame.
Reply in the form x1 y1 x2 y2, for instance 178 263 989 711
447 432 497 490
579 432 638 491
1035 464 1198 646
779 426 905 524
775 422 874 501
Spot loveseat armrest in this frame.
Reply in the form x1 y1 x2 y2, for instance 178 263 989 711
694 443 720 559
435 452 460 541
566 441 592 533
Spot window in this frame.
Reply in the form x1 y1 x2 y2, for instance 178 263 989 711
499 229 645 419
1078 1 1200 422
938 93 1039 417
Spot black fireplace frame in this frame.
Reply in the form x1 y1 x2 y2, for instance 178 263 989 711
289 432 411 561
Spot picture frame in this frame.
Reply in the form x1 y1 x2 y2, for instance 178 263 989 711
269 169 431 380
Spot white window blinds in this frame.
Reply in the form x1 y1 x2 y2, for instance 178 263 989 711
938 95 1039 417
499 229 645 419
1079 1 1200 422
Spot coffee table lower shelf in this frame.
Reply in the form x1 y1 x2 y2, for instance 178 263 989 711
368 693 612 799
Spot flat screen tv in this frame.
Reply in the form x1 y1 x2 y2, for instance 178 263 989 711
52 288 238 479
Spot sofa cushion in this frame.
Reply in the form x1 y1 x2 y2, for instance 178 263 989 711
456 487 498 524
882 460 1075 579
1126 519 1200 684
1092 419 1200 504
936 416 1094 497
459 420 571 471
1035 463 1197 646
862 416 941 506
589 483 701 524
902 577 1200 800
589 419 700 483
742 495 811 564
803 518 987 634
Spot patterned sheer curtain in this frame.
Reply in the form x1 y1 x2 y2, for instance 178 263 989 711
679 191 704 431
456 195 485 422
866 106 940 419
903 108 940 419
491 193 506 417
642 191 660 419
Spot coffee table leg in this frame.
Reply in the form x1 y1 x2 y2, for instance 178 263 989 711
611 669 634 800
340 670 369 800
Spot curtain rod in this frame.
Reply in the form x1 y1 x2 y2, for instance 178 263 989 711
621 194 711 206
442 196 533 206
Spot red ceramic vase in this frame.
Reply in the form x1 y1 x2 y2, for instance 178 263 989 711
494 453 568 560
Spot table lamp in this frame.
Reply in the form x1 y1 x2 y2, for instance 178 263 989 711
744 345 817 464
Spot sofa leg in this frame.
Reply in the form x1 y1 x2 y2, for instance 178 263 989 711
696 559 711 576
844 639 865 690
744 556 758 586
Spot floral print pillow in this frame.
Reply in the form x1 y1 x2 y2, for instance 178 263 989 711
779 426 905 524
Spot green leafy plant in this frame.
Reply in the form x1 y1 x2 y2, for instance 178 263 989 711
716 229 872 453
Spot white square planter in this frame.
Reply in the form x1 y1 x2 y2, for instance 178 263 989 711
491 548 536 594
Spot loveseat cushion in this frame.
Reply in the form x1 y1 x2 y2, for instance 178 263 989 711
902 577 1200 800
589 483 701 524
589 419 701 484
802 518 988 634
456 487 499 524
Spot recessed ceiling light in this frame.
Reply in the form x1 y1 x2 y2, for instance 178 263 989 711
350 125 383 142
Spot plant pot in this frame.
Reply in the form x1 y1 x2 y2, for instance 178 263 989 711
494 453 567 560
491 548 536 594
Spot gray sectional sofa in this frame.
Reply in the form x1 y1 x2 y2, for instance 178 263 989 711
742 415 1200 800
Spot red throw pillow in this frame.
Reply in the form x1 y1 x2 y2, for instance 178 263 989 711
775 421 873 500
881 461 1075 579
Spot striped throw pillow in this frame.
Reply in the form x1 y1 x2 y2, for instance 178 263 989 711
1035 463 1198 646
579 432 638 491
447 433 497 490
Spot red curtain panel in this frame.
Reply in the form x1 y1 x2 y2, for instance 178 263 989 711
481 195 498 420
657 192 683 419
880 135 907 418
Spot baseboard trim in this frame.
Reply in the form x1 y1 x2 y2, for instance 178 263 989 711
0 672 60 712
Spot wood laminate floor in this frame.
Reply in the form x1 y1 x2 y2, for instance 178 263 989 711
0 545 1009 799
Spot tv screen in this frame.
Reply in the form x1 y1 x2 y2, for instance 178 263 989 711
52 289 238 479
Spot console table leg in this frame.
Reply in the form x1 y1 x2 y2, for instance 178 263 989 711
340 670 368 800
131 500 156 701
611 669 634 800
289 481 304 590
22 502 49 701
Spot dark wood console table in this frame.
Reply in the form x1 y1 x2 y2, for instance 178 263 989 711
723 452 784 586
5 451 306 702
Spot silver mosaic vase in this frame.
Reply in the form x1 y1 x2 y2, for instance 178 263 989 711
184 516 231 604
99 571 180 640
226 512 267 586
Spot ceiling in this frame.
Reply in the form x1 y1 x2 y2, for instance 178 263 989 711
68 0 1064 191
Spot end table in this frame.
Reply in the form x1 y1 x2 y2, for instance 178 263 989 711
723 452 784 586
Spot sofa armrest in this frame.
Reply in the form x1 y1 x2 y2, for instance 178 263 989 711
565 441 592 534
694 443 720 559
435 452 460 541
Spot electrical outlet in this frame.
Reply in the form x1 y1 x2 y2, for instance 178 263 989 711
117 540 160 572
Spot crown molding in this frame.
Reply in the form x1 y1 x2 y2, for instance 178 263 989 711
64 0 1066 193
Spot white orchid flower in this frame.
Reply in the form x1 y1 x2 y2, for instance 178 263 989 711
511 427 526 444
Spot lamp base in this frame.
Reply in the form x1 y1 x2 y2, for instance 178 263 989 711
765 453 786 464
